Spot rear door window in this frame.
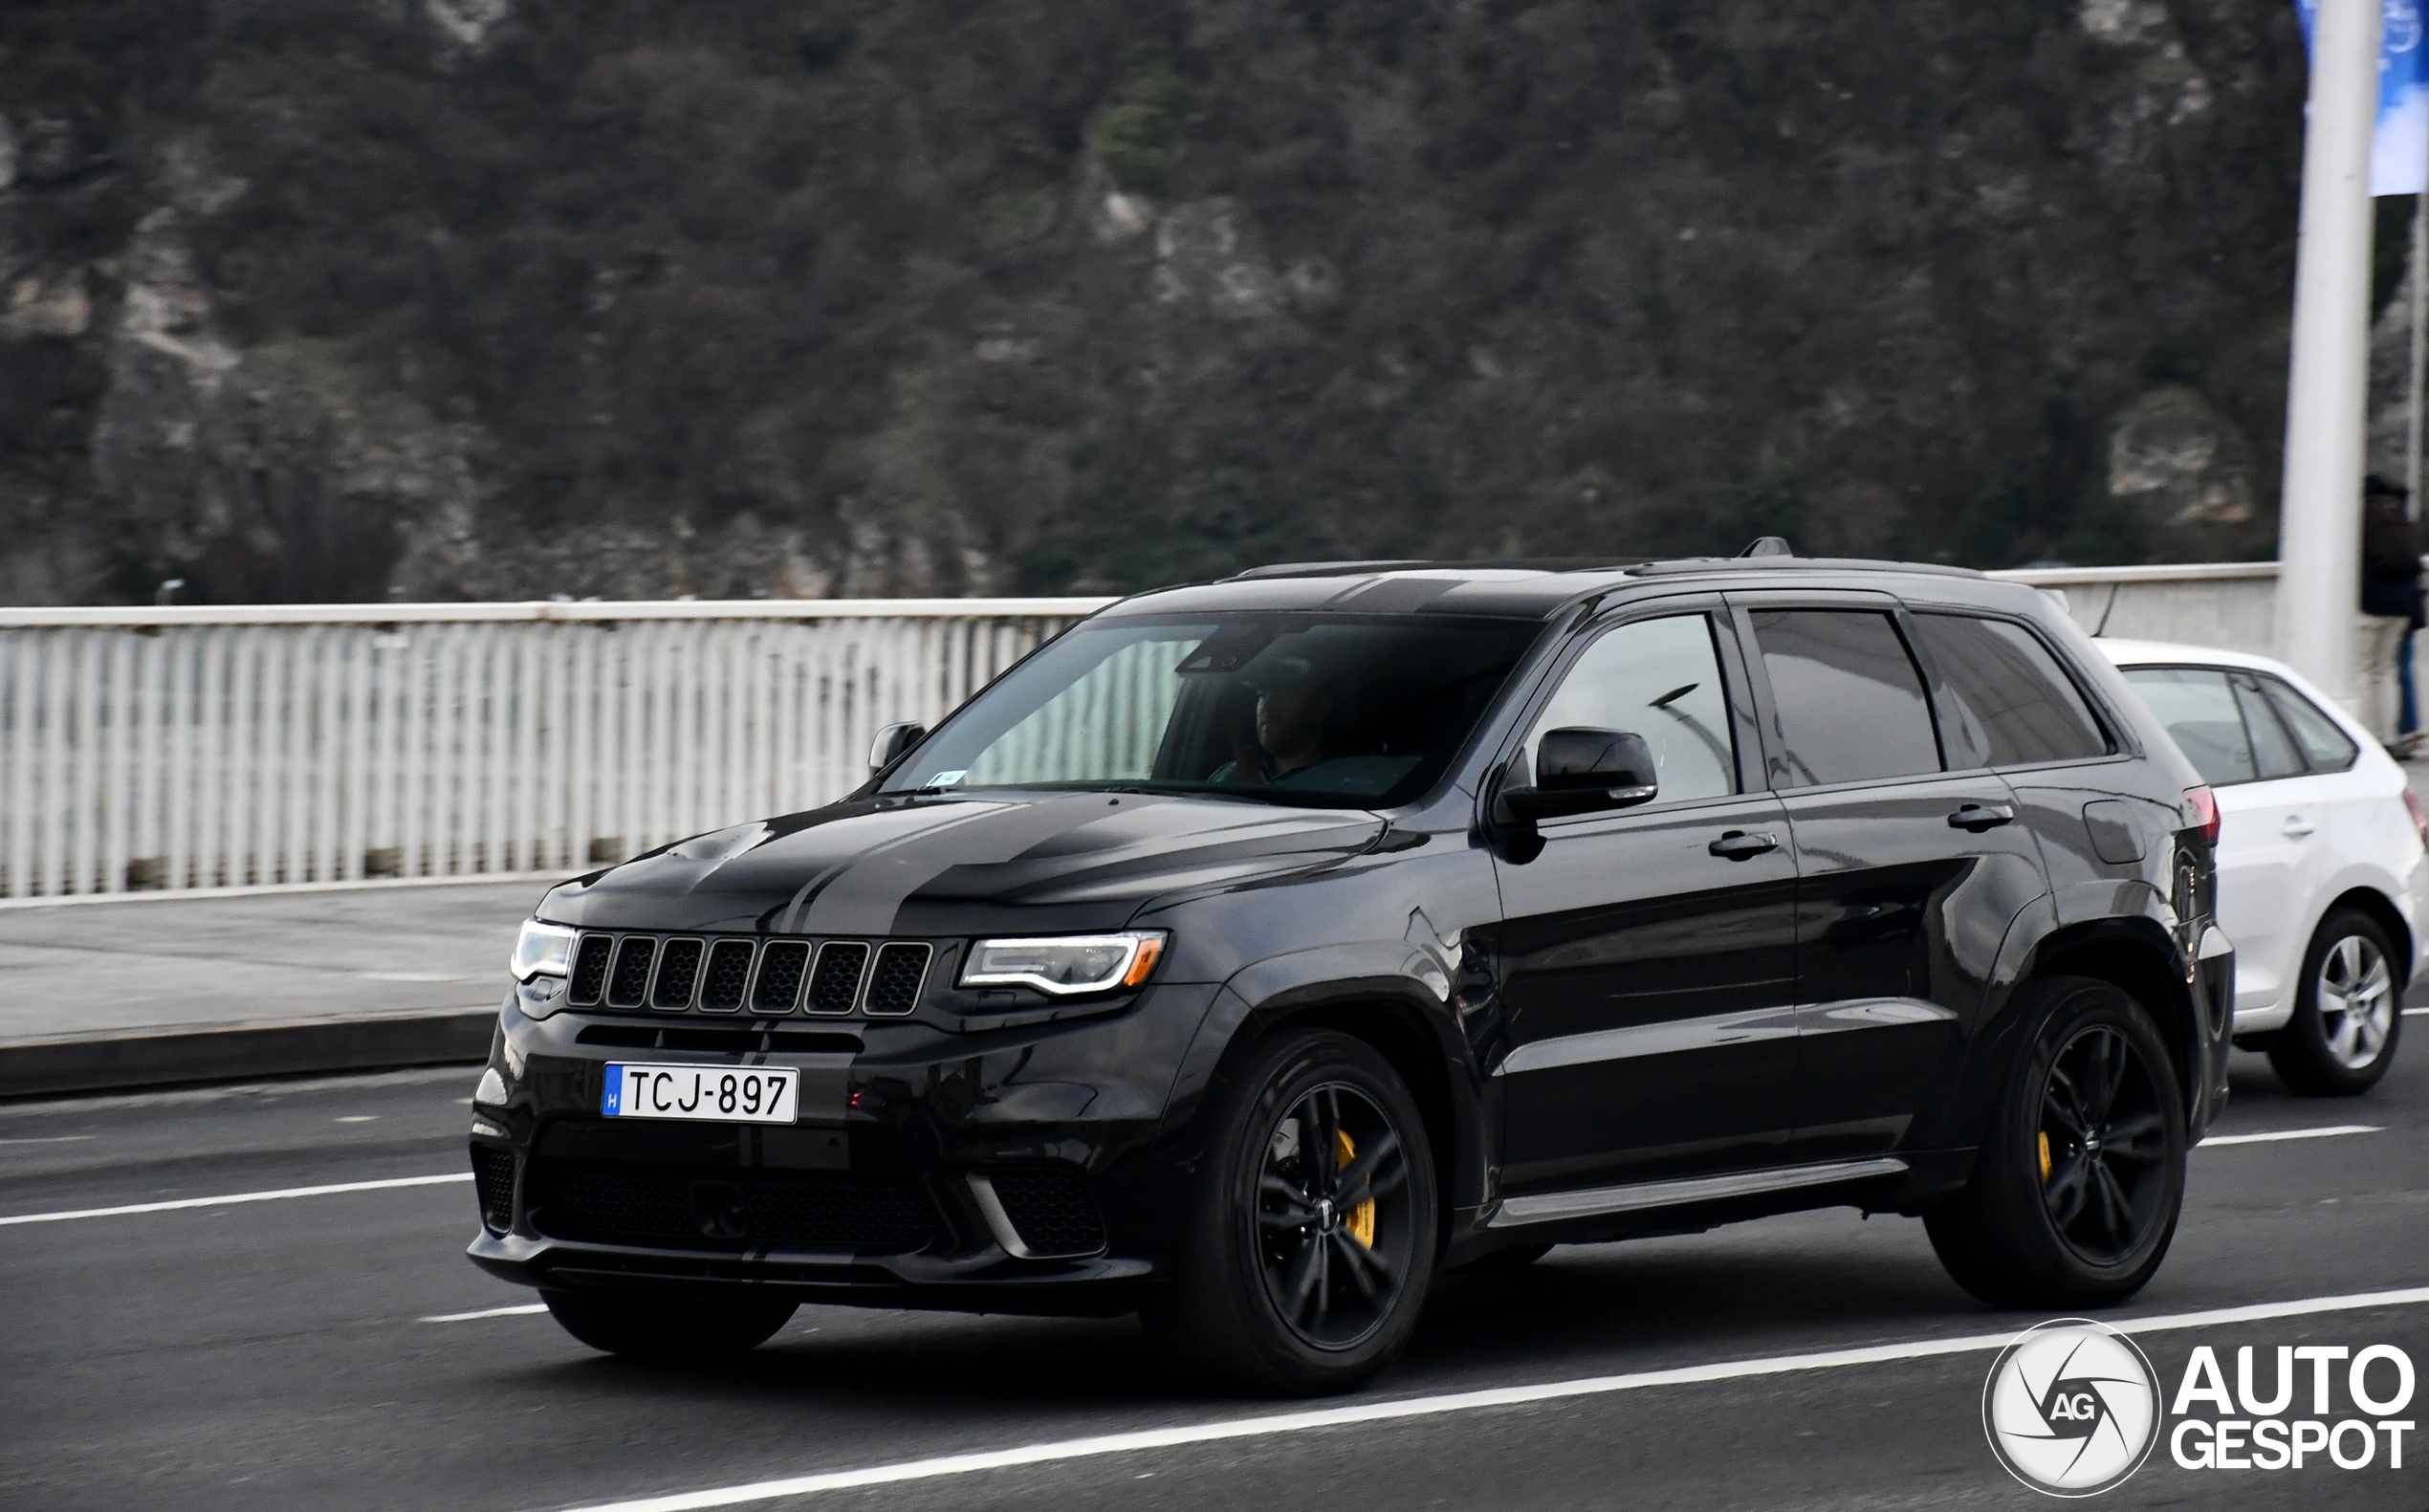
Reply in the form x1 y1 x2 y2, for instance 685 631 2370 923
2119 666 2255 784
1907 613 2111 769
1746 609 1941 787
2257 675 2361 773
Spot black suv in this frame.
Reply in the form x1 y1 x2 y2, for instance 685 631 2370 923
468 554 2233 1392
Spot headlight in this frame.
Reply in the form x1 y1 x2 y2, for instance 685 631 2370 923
511 919 579 981
959 931 1167 996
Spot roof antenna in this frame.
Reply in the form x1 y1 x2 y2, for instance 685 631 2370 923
1739 537 1794 558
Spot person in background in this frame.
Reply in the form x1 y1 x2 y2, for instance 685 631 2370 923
2362 474 2425 759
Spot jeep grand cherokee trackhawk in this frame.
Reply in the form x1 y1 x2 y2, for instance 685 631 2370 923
466 552 2233 1393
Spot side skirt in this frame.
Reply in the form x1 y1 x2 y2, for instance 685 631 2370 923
1486 1156 1910 1230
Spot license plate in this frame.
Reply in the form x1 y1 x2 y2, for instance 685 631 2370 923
602 1063 799 1125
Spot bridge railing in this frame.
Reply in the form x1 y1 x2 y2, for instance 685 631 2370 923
0 563 2410 900
0 600 1108 901
1986 560 2411 740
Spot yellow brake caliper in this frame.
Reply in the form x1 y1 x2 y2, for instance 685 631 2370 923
2038 1129 2052 1183
1336 1129 1376 1247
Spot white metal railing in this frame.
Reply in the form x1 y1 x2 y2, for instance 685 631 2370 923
0 600 1109 900
1 562 2412 901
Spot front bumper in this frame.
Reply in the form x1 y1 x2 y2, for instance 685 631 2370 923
463 982 1220 1312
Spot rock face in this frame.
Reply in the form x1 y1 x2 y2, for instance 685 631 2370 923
0 0 2310 603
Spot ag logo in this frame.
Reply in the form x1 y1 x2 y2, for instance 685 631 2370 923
1982 1320 2162 1496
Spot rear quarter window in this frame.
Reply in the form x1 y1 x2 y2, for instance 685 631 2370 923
1907 613 2111 769
2257 675 2361 773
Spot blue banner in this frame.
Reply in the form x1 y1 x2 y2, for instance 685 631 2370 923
2296 0 2429 195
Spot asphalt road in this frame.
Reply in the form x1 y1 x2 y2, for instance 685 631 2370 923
7 1017 2429 1512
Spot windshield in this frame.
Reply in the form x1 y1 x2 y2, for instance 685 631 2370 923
880 613 1543 807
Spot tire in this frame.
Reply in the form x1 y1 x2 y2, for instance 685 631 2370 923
1145 1028 1439 1394
1453 1242 1554 1275
540 1288 798 1362
1926 976 2186 1309
2267 909 2403 1096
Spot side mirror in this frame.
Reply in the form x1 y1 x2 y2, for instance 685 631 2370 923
868 721 927 775
1494 728 1659 823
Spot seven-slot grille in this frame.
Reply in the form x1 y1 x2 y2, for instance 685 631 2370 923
562 931 931 1018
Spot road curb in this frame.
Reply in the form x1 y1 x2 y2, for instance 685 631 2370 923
0 1010 497 1100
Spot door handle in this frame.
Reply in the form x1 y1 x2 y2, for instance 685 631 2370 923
2282 815 2315 839
1948 802 2016 832
1709 830 1780 861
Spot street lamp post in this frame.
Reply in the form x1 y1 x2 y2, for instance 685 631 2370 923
2279 0 2384 712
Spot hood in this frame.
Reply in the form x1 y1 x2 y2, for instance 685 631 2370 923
538 790 1385 935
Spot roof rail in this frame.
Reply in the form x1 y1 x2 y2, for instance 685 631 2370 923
1224 557 1644 581
1626 556 1984 580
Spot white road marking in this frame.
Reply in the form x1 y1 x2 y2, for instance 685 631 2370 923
554 1285 2429 1512
0 1134 98 1146
0 1172 470 1226
422 1303 549 1323
2405 1007 2429 1017
2199 1124 2382 1147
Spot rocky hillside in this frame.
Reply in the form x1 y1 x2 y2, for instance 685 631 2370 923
0 0 2326 603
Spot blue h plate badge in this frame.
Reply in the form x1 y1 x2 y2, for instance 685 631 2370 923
602 1064 624 1116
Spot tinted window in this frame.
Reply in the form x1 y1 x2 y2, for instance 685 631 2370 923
881 613 1541 808
1531 614 1737 805
2258 676 2361 772
2231 674 2306 779
1749 609 1940 787
1909 614 2110 768
2120 667 2255 784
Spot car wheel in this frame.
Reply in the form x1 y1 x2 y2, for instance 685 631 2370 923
540 1288 798 1361
2267 909 2403 1096
1926 975 2186 1309
1147 1028 1438 1394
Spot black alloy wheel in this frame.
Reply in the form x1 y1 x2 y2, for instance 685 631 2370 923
1149 1028 1438 1394
1253 1082 1416 1349
1926 975 2186 1308
2035 1023 2170 1266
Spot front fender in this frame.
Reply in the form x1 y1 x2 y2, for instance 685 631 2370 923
1154 940 1492 1216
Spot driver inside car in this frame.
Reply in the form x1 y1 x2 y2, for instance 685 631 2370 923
1214 655 1340 785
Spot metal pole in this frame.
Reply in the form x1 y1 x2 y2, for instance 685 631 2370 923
2278 0 2382 712
2415 186 2429 522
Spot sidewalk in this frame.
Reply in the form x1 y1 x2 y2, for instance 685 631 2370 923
0 880 555 1098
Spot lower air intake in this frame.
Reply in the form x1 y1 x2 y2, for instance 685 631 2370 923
471 1146 517 1236
530 1160 941 1254
988 1169 1107 1258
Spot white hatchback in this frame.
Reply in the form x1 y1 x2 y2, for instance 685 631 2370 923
2097 640 2429 1093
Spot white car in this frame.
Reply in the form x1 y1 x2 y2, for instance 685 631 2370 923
2096 639 2429 1093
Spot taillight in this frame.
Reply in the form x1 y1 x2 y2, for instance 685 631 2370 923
2184 786 2221 846
2406 788 2427 851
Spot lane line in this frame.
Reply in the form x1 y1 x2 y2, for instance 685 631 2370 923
423 1303 549 1323
0 1134 98 1146
551 1284 2429 1512
0 1172 470 1226
2406 1007 2429 1017
2199 1124 2382 1147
